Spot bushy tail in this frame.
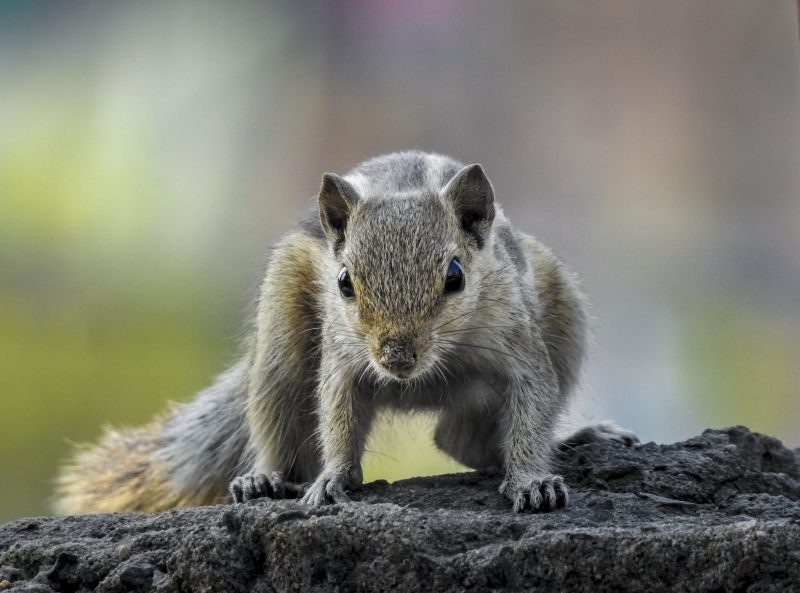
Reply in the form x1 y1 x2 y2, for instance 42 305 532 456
54 419 207 514
54 364 253 514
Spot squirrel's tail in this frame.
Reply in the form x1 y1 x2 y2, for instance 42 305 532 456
54 419 204 514
54 363 252 514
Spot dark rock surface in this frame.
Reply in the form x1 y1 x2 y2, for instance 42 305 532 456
2 426 799 592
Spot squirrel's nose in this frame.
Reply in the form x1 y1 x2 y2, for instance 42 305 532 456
378 337 417 375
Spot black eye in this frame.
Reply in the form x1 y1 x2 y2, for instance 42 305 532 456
338 267 355 299
444 258 465 293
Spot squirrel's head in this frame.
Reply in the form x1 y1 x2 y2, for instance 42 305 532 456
318 163 496 381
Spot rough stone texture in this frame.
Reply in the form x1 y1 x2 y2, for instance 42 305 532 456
2 426 799 592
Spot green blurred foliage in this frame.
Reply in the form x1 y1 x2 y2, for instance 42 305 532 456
0 287 228 522
682 303 800 438
0 113 157 251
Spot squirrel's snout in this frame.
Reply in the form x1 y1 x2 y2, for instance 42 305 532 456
378 337 417 376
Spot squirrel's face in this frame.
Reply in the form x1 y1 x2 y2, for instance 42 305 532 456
318 163 495 382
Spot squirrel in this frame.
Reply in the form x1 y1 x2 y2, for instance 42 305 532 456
55 151 637 515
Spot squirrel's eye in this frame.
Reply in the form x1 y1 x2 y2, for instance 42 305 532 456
338 267 355 299
444 258 465 293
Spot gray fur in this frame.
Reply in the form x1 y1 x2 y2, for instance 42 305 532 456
159 361 253 502
495 223 527 273
345 151 461 195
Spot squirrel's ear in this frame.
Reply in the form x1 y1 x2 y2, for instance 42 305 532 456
442 164 495 248
318 173 360 247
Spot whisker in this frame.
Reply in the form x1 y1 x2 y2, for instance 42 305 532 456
433 303 501 331
436 338 529 366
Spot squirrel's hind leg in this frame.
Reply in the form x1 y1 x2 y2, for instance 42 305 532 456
556 421 639 450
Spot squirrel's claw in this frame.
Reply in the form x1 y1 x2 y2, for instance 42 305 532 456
229 473 275 503
300 473 350 506
500 474 569 513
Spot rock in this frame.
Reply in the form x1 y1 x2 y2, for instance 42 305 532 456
1 426 799 592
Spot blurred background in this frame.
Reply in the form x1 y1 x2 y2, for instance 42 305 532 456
1 0 798 522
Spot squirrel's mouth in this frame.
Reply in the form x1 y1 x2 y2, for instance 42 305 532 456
376 358 417 381
381 366 414 381
375 364 423 383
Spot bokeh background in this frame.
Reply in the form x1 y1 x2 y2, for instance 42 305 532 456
1 1 799 523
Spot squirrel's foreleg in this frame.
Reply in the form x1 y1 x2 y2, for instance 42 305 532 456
498 328 568 513
230 234 327 502
300 350 375 506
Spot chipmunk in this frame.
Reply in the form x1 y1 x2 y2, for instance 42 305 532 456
55 151 636 515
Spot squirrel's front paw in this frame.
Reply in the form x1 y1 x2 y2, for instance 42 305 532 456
500 474 569 513
300 473 350 506
229 473 284 503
